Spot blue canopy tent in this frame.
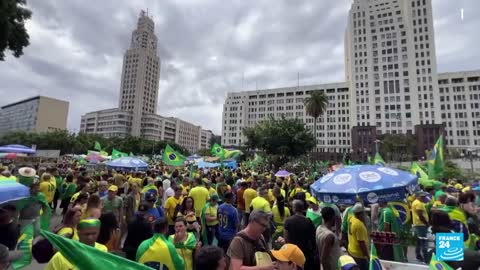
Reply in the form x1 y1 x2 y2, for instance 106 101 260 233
311 165 417 205
0 144 36 154
105 157 148 171
197 159 238 169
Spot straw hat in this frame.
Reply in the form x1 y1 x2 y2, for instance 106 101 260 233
18 167 36 177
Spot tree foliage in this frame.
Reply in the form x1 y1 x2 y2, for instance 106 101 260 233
0 0 32 61
242 116 315 166
378 133 416 161
304 90 328 151
0 130 190 156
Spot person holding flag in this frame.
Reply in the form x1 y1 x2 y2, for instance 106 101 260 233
136 217 185 270
45 218 108 270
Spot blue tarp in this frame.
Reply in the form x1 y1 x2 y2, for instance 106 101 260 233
197 160 237 169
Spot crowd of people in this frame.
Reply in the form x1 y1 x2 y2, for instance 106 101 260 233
0 162 480 270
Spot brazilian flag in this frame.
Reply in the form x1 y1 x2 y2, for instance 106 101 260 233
369 242 383 270
162 145 186 167
427 135 445 180
373 152 385 166
429 253 454 270
211 143 225 158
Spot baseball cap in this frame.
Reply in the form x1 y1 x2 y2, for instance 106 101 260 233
338 255 358 270
0 244 22 264
307 196 318 205
271 244 305 268
145 192 157 202
108 185 118 192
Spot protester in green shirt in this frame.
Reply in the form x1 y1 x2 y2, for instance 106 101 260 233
378 202 405 262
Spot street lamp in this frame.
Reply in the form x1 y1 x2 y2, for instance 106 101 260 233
374 139 381 153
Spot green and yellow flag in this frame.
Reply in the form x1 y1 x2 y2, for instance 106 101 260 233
373 152 385 166
136 233 185 270
112 148 128 159
427 135 445 180
429 253 454 270
162 145 186 167
12 223 33 270
41 230 152 270
369 242 383 270
94 141 102 151
224 149 243 159
211 143 225 158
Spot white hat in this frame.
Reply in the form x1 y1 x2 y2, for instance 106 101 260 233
352 203 365 214
18 167 36 177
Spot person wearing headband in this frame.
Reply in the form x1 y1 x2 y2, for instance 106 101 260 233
45 219 107 270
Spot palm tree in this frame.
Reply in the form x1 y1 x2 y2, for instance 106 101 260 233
304 90 329 152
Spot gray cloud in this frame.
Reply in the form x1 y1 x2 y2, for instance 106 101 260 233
0 0 478 135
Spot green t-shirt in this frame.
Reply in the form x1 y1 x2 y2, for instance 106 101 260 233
55 176 63 192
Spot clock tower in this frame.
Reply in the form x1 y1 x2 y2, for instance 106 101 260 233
118 10 161 136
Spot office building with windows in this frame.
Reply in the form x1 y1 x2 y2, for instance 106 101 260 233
222 0 479 156
0 96 69 135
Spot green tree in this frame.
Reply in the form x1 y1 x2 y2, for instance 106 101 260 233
243 116 315 167
209 135 221 147
378 133 416 161
304 90 328 151
242 126 261 151
0 0 32 61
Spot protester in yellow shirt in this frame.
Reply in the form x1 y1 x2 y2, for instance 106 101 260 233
243 181 258 222
46 219 108 270
204 195 220 245
411 192 429 263
164 187 184 234
251 187 271 213
39 173 56 204
347 204 370 269
128 172 143 188
188 178 210 218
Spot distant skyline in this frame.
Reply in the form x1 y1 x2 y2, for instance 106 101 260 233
0 0 478 135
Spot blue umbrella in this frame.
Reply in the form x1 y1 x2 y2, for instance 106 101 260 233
105 157 148 171
0 144 36 154
0 180 30 204
311 165 417 205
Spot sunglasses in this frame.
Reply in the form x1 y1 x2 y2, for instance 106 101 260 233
255 220 269 228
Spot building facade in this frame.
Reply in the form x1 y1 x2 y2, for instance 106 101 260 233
222 0 479 156
199 129 214 150
0 96 69 135
80 11 213 153
438 70 480 150
222 83 351 154
345 0 440 135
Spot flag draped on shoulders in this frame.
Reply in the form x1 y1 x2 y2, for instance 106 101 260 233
16 193 51 231
427 135 445 180
136 233 185 270
429 253 454 270
442 206 469 242
12 223 33 270
41 230 152 270
162 145 186 167
168 232 196 250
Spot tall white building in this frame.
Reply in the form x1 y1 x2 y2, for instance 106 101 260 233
119 11 160 136
81 11 213 153
221 0 479 155
222 83 351 154
345 0 440 134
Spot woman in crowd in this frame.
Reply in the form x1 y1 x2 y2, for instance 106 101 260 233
177 196 200 237
272 195 290 249
124 183 141 223
56 206 82 240
97 212 121 252
169 217 200 270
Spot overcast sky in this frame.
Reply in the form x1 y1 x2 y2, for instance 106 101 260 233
0 0 478 135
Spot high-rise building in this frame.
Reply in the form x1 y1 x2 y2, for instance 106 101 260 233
119 11 160 136
81 11 213 153
221 0 479 156
345 0 440 134
0 96 69 135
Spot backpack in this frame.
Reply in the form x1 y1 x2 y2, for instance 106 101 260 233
32 226 74 263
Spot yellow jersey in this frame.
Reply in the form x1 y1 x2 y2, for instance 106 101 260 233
165 196 183 225
411 199 429 226
39 180 56 203
251 197 271 213
347 216 369 259
243 188 258 213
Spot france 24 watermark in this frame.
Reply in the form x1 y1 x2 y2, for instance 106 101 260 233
436 233 464 261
